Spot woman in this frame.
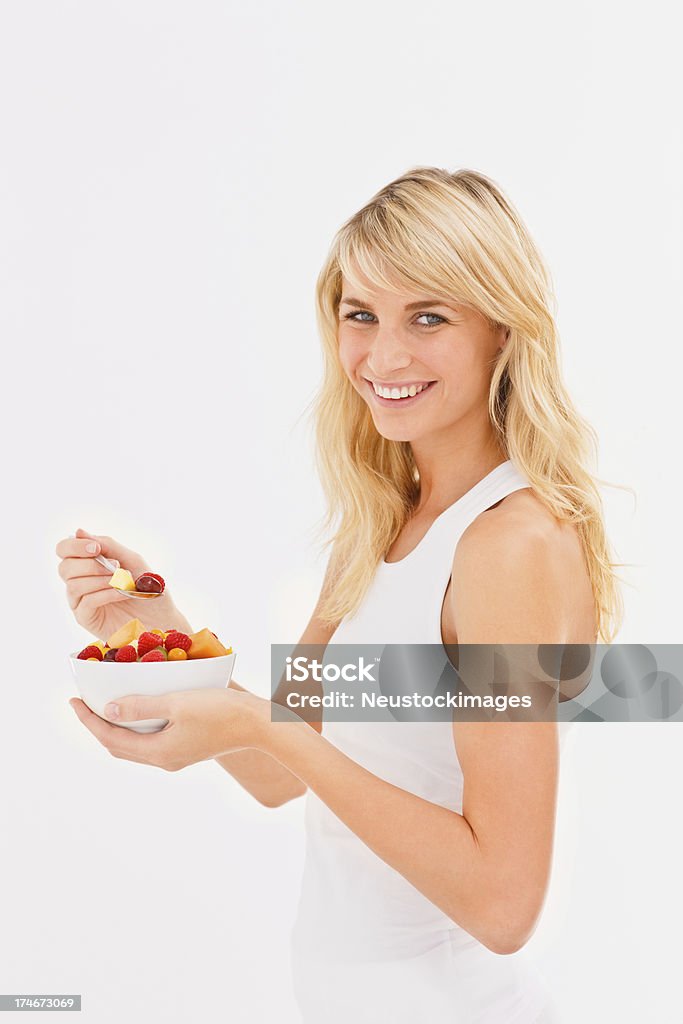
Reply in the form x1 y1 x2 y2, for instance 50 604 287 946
57 167 623 1023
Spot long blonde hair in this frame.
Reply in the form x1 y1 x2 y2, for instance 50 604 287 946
311 166 624 643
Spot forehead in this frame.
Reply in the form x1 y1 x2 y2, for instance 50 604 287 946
339 273 453 306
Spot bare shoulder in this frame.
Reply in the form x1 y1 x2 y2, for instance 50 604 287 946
450 488 594 643
457 487 582 569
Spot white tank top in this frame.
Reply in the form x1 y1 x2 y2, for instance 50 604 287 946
291 460 564 1023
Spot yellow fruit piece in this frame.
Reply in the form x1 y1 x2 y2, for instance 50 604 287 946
151 629 166 638
187 628 228 659
106 617 146 649
167 648 187 661
87 657 99 661
109 567 136 592
224 647 233 654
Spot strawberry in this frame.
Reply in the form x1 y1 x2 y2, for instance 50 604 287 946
164 631 191 653
77 644 103 661
115 645 137 663
139 649 166 663
137 631 165 657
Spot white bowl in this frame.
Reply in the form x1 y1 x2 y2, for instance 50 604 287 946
69 651 237 733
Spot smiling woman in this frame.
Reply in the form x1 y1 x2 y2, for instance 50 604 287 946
284 166 624 1022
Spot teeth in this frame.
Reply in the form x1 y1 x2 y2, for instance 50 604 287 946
372 382 431 399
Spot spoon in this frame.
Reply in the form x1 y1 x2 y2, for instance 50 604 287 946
69 533 163 600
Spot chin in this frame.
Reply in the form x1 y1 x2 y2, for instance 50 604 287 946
370 416 424 444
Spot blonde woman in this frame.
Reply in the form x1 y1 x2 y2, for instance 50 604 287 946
58 167 622 1023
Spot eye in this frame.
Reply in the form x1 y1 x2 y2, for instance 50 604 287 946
343 310 376 323
415 313 446 327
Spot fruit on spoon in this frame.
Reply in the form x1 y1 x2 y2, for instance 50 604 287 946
109 567 136 592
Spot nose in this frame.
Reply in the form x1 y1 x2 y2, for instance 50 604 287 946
365 326 412 378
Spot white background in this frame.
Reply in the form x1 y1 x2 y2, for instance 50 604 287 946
1 1 681 1021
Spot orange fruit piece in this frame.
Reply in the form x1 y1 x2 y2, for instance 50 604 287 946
187 628 228 659
167 648 187 661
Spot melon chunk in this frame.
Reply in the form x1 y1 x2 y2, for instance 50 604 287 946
109 567 136 592
106 617 146 649
187 628 228 659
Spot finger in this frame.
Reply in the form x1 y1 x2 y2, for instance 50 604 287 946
58 557 119 583
56 536 114 560
66 574 127 611
75 587 132 619
69 698 168 764
69 697 123 741
104 693 174 723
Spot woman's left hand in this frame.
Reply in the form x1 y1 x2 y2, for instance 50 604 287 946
68 687 268 771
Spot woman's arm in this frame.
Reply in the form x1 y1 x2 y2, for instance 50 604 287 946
213 557 340 807
252 517 576 954
212 675 318 807
259 711 556 955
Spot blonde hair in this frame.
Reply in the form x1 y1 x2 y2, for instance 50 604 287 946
310 166 625 643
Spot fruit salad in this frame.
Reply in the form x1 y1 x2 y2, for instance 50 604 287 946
75 618 232 664
109 569 166 595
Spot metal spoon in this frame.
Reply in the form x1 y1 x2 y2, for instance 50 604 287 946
69 533 163 600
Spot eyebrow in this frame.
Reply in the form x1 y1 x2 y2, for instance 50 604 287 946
339 296 460 312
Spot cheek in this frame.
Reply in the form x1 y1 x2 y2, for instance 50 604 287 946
430 343 466 382
337 332 365 376
435 340 484 384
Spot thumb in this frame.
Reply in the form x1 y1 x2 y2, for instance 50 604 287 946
104 694 172 722
76 528 149 577
74 528 119 568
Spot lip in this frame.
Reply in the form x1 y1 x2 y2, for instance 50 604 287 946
363 378 438 407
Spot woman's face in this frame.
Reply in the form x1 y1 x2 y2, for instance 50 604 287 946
337 275 508 444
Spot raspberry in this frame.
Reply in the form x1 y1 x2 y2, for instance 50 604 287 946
137 631 164 657
115 645 137 663
77 645 103 661
139 649 166 663
164 631 191 653
167 648 187 661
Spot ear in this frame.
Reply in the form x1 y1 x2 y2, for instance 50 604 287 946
497 326 510 353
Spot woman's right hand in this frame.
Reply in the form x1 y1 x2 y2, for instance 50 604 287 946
56 527 194 643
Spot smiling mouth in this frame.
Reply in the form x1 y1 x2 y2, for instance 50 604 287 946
364 378 438 404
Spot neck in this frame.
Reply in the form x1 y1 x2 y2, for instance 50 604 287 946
410 417 507 517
